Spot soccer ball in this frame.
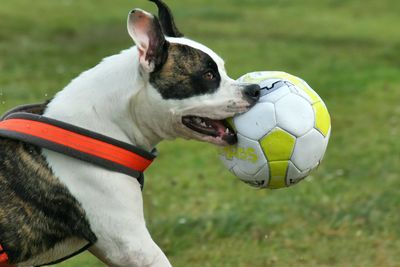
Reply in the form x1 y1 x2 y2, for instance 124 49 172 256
219 71 331 189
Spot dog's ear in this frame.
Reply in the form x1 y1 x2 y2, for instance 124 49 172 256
127 9 169 73
148 0 183 38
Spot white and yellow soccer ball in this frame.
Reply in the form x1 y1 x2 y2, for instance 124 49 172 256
219 71 331 189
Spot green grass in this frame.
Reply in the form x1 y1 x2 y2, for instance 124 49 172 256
1 0 399 266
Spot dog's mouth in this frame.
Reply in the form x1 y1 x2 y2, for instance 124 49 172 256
182 116 237 145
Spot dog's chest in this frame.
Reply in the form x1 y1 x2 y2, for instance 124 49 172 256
0 139 96 265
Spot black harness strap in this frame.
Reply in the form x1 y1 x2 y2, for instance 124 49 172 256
38 243 93 267
0 104 157 266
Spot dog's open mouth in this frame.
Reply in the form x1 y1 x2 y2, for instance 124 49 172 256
182 116 237 145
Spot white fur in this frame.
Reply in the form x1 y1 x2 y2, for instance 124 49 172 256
43 47 172 267
39 11 253 267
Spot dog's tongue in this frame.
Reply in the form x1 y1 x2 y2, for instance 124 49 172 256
204 118 226 135
204 118 237 144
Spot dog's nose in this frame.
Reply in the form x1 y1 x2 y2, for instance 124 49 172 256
243 84 261 103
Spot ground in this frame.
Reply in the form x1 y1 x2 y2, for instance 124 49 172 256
0 0 399 266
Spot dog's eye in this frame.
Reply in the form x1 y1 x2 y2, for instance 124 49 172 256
203 71 216 81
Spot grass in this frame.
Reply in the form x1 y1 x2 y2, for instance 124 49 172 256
1 0 399 266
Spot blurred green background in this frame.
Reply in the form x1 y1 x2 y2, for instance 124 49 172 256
1 0 399 266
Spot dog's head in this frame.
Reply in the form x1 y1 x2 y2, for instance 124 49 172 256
128 0 260 146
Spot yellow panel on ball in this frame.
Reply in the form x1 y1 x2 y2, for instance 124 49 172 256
260 128 296 161
268 161 289 189
313 102 331 137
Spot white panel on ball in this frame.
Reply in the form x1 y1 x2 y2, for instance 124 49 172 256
287 82 300 94
218 152 236 171
231 166 267 188
234 102 276 140
261 84 291 104
320 128 331 162
275 94 314 137
292 129 326 171
286 161 310 186
294 88 314 104
253 164 269 183
259 78 281 89
231 166 254 181
287 82 314 104
234 134 268 175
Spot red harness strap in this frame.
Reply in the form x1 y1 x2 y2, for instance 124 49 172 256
0 245 14 267
0 118 152 172
0 244 8 262
0 112 157 187
0 111 157 266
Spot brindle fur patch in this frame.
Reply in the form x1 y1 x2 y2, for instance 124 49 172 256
149 43 221 99
0 139 96 264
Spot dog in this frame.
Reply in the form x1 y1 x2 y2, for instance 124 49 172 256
0 0 260 266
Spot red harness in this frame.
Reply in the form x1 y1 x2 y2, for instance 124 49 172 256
0 105 157 266
0 245 10 266
0 110 156 183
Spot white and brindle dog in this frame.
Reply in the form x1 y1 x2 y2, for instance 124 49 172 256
0 1 260 266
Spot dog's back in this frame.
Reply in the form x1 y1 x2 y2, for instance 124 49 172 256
0 138 96 265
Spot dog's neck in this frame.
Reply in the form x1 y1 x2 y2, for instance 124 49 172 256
44 47 169 152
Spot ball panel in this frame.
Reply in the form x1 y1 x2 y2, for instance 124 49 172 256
259 78 282 89
261 85 291 103
313 101 331 137
232 165 267 188
288 82 315 104
259 80 288 99
260 128 296 161
292 129 326 171
235 134 268 175
275 94 314 137
320 128 331 162
234 102 276 140
231 166 253 183
268 161 289 189
219 134 267 176
297 84 321 104
218 147 237 171
231 165 254 181
278 73 320 104
286 161 310 186
253 164 270 186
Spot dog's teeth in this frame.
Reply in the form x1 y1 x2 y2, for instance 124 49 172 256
194 117 202 124
225 128 229 134
200 122 207 127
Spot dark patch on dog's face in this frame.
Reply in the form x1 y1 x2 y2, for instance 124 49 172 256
149 43 221 99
